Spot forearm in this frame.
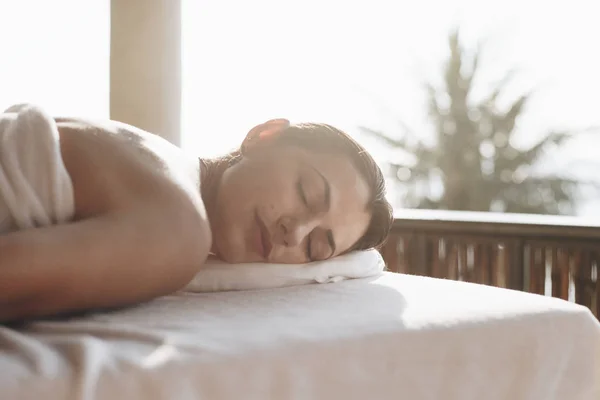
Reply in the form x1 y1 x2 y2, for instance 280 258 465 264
0 209 211 323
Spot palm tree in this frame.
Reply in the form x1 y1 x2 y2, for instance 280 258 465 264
361 29 596 215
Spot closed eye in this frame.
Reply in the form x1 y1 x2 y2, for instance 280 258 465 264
297 179 308 206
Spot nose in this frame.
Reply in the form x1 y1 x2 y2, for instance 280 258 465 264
276 215 320 247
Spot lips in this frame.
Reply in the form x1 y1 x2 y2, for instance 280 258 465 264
254 210 273 260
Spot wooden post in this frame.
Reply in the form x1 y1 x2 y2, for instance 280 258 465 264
110 0 182 145
508 240 525 291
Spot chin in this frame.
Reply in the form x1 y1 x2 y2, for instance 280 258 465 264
220 252 243 263
214 217 261 263
216 243 240 263
219 247 260 264
215 234 249 264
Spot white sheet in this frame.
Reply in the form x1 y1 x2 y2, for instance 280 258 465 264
1 272 598 400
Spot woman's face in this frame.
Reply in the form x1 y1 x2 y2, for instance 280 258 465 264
210 144 372 264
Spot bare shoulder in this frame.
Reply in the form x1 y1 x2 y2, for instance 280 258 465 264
55 117 203 220
55 116 198 183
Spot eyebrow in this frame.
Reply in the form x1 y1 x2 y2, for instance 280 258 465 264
311 166 336 258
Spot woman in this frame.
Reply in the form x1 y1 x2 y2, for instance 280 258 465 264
0 117 393 322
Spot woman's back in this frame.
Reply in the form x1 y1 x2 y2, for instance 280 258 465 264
56 117 203 219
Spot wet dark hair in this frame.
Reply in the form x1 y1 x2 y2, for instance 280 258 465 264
205 123 394 251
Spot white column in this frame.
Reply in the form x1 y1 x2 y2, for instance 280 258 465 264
110 0 182 145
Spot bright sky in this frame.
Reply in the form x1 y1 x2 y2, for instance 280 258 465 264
1 0 599 214
181 0 600 215
182 0 600 155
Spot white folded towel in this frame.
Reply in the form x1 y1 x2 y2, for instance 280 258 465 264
0 104 75 233
184 249 386 292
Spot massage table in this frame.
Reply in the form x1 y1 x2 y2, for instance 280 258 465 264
2 271 599 399
1 105 598 399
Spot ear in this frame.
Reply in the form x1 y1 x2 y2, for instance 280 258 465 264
241 119 290 154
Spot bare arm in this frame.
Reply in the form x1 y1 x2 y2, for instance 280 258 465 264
0 205 211 323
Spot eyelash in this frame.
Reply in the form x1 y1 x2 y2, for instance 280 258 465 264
297 179 313 261
297 179 308 206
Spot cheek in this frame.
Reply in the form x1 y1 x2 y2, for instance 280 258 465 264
220 162 296 217
333 211 371 253
256 179 298 218
250 160 298 203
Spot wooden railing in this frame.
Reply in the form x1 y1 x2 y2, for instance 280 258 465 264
380 209 600 319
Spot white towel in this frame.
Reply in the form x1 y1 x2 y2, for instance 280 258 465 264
0 104 75 233
184 249 386 292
